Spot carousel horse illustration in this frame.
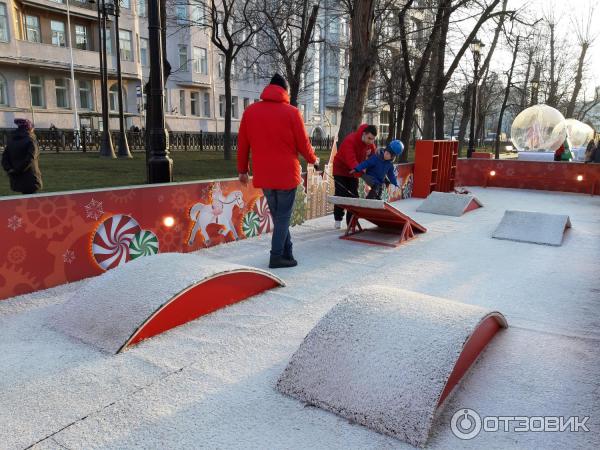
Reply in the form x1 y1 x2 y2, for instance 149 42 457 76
188 183 245 246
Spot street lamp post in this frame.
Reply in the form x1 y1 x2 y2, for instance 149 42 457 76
93 0 115 158
467 38 484 158
108 0 132 158
147 0 172 182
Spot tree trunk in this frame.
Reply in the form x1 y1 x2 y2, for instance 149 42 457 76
338 0 376 143
457 84 472 156
566 42 589 117
495 36 519 159
547 23 558 107
224 56 233 160
520 49 533 110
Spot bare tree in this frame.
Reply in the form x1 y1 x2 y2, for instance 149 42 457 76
257 0 321 107
565 8 598 117
207 0 262 160
494 31 520 158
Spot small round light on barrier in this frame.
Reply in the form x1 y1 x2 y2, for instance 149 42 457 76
489 170 496 177
163 216 175 227
576 175 583 182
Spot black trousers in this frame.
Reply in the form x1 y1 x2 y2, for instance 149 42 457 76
333 175 359 223
362 174 384 200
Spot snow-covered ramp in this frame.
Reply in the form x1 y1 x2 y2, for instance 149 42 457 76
276 286 507 447
416 191 483 216
49 253 285 354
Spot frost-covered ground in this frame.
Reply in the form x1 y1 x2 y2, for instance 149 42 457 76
1 187 599 450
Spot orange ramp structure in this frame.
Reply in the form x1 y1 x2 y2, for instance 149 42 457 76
328 196 427 247
49 253 284 354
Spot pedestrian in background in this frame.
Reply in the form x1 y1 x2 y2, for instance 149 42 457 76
1 118 42 195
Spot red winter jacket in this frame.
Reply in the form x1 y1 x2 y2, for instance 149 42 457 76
237 85 317 190
333 124 376 177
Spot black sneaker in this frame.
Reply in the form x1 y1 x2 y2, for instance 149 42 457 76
269 256 298 268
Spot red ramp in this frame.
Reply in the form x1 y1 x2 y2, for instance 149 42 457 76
328 196 426 247
49 253 284 354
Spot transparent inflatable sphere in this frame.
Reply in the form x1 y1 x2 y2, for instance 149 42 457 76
565 119 594 148
511 105 566 152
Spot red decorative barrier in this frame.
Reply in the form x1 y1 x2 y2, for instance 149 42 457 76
0 179 267 301
456 159 600 195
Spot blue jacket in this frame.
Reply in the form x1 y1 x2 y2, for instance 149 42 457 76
354 149 398 187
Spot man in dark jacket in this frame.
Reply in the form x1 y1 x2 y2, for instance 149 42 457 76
332 124 377 228
2 118 42 194
237 74 318 269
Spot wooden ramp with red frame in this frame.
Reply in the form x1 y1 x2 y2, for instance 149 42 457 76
328 196 427 247
49 253 285 354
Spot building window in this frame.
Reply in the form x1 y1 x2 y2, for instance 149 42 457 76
55 78 69 108
78 79 93 110
231 96 238 119
121 0 130 8
219 95 225 118
200 48 208 74
109 84 118 111
191 1 204 24
24 15 41 43
380 110 389 137
193 47 207 74
29 75 44 107
176 1 187 25
331 110 337 125
179 45 188 72
51 20 66 47
338 78 346 98
191 92 200 116
119 30 133 61
218 54 224 78
105 28 112 55
203 92 210 117
136 0 146 17
75 25 88 50
179 90 186 116
0 3 8 42
0 74 8 105
243 97 249 110
140 38 148 66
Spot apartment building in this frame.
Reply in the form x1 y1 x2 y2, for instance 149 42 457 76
0 0 420 138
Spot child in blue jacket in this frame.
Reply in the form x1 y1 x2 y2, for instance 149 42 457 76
350 140 404 199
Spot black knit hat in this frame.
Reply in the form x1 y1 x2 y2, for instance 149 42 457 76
270 73 289 91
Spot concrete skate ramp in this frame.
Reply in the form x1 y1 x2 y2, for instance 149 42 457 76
49 253 284 354
276 286 507 447
492 210 571 246
417 191 483 216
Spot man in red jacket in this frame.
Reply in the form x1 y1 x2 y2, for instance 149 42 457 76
238 74 318 268
332 124 378 228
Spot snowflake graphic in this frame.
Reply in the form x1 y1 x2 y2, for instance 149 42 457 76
84 199 104 220
7 215 23 231
63 249 76 264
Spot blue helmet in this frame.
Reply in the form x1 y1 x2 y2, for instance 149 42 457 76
387 140 404 156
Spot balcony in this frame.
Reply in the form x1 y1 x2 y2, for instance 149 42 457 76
14 39 140 77
20 0 99 20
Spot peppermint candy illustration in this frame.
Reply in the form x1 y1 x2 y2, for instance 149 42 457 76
242 211 260 238
129 230 159 259
254 196 273 233
92 214 141 270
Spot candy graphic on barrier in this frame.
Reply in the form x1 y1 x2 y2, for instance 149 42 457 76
254 196 273 233
92 214 141 270
129 230 159 259
242 211 260 238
